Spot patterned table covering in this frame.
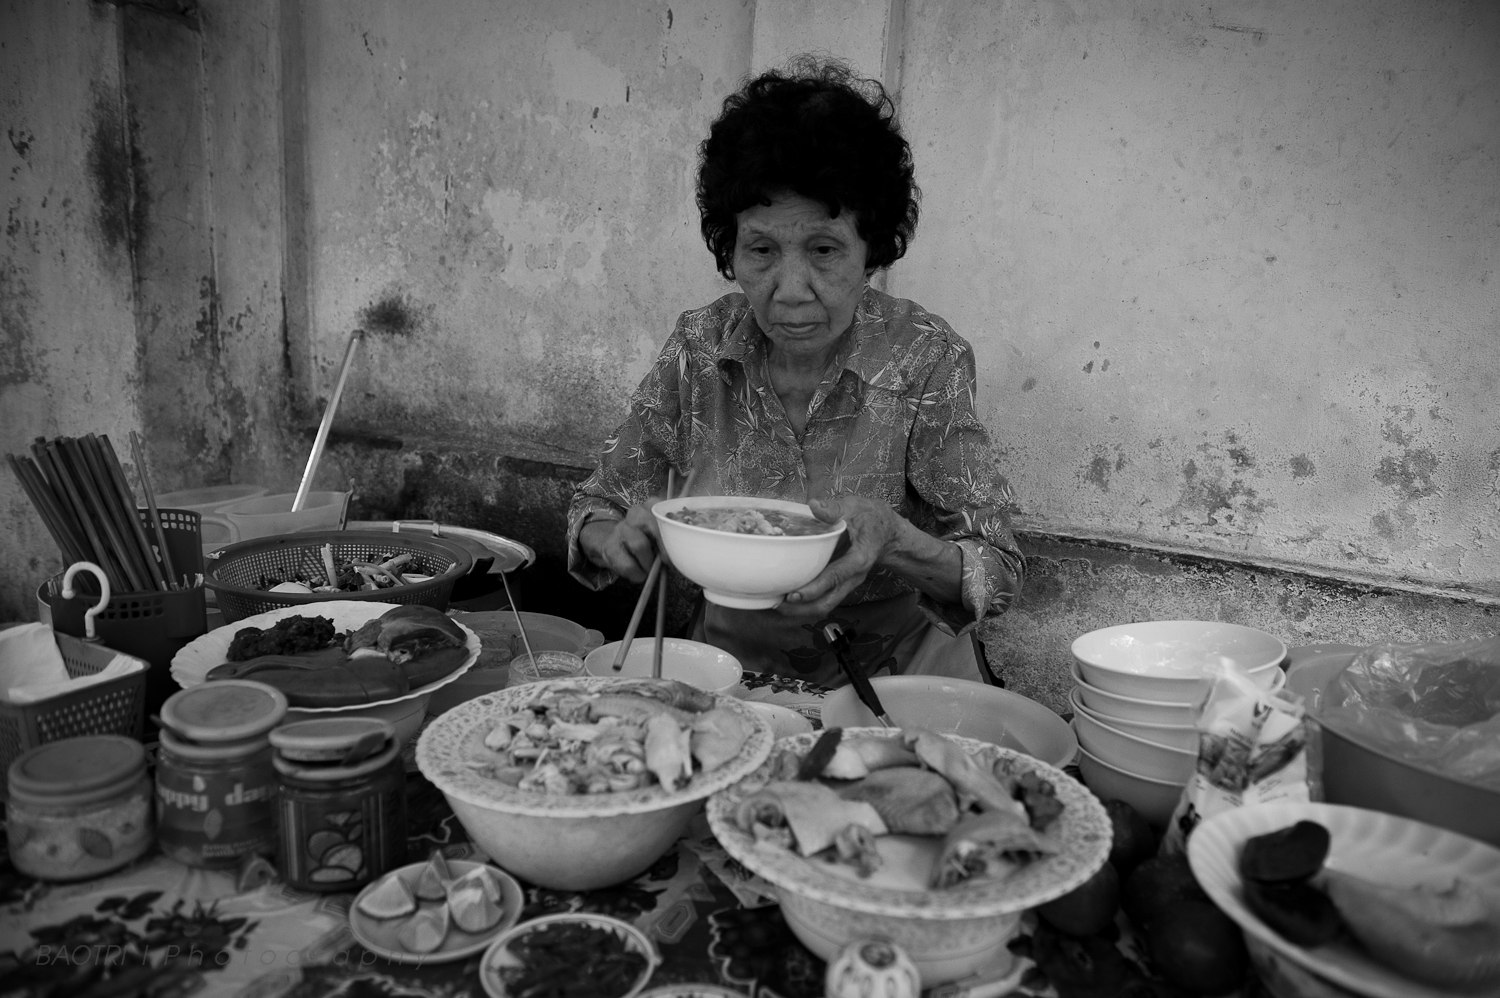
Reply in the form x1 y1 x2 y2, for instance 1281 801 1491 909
0 674 1274 998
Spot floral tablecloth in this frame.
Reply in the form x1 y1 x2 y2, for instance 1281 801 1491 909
0 674 1274 998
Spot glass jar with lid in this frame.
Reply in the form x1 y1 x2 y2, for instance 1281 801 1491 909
7 734 153 881
156 679 288 867
270 716 406 892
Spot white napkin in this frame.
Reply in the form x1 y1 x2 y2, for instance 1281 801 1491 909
0 623 145 704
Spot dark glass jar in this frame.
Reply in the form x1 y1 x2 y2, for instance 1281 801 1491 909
155 680 287 867
269 717 406 892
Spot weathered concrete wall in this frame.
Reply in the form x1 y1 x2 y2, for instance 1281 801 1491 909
894 0 1500 597
1 0 141 616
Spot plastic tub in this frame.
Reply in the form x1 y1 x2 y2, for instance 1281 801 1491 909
201 490 350 547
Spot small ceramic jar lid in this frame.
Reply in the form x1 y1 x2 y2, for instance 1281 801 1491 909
269 717 395 763
8 735 147 808
160 680 289 743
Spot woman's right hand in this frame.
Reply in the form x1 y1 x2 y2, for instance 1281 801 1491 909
578 504 661 583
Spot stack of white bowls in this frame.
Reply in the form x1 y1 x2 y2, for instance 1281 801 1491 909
1068 620 1288 827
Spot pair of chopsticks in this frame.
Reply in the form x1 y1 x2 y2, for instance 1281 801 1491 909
612 466 698 677
6 431 181 593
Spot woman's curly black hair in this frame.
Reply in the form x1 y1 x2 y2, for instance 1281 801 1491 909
696 57 920 280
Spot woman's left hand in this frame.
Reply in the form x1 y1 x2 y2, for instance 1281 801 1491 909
778 495 910 617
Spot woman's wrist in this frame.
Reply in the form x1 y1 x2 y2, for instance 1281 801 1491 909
881 522 964 604
578 517 619 567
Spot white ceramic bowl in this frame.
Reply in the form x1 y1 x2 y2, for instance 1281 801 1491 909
651 496 845 610
1071 715 1197 783
1074 744 1186 829
1068 688 1199 753
1071 620 1287 701
745 702 815 740
821 676 1077 769
1070 662 1284 724
416 676 773 891
480 913 659 998
584 638 742 694
706 728 1112 987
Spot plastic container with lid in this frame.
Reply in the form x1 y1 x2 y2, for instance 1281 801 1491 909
156 679 288 868
270 716 407 892
7 734 153 881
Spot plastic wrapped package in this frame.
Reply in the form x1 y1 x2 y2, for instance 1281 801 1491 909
1317 636 1500 789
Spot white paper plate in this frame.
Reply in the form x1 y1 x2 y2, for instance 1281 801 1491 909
1187 801 1500 998
169 600 480 709
349 859 523 964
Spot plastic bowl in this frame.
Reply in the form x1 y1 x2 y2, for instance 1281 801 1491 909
1071 620 1286 702
584 638 743 694
1068 688 1199 753
1075 744 1186 829
416 677 773 891
1071 714 1197 783
1070 662 1284 724
480 913 659 998
1286 644 1500 848
821 675 1077 769
651 496 844 610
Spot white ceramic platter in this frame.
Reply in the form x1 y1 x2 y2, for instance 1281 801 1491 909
169 600 481 709
349 859 523 964
705 728 1112 919
1187 801 1500 998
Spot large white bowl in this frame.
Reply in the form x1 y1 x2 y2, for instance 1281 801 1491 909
1071 620 1286 701
706 728 1112 987
821 675 1077 769
1071 715 1197 783
651 496 845 610
1188 801 1500 998
416 676 773 891
1074 744 1186 829
1068 688 1199 753
169 600 480 745
584 638 742 694
1070 662 1285 724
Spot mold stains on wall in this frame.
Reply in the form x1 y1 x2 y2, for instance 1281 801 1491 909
1375 446 1440 501
1082 445 1126 491
84 84 147 266
0 264 39 387
1289 454 1316 479
358 291 426 338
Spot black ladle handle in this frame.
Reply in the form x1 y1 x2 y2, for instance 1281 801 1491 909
823 623 893 727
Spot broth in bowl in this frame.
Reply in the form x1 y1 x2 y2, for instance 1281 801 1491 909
665 505 835 536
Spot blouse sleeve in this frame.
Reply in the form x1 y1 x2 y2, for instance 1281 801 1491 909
903 334 1025 635
566 317 692 590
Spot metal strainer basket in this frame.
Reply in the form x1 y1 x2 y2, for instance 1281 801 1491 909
205 530 474 623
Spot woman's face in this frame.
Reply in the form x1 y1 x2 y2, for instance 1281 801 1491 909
732 193 869 364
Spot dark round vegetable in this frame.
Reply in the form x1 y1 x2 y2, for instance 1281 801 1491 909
1239 820 1331 884
1147 900 1249 995
1243 878 1344 947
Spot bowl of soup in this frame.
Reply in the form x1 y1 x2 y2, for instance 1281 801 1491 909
652 496 845 610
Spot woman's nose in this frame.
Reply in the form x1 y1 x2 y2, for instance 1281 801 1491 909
771 252 816 303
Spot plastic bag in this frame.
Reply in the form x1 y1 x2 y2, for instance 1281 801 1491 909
1316 635 1500 788
1161 658 1314 854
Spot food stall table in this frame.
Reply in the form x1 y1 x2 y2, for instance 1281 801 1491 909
0 674 1274 998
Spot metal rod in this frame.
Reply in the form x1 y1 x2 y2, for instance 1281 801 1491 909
293 330 363 512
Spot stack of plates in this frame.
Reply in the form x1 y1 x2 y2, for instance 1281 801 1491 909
1067 621 1287 827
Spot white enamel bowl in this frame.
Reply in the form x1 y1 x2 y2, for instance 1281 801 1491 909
1068 688 1198 753
1188 801 1500 998
1070 661 1284 724
1070 715 1197 783
821 675 1078 768
584 638 742 694
706 728 1112 987
416 676 773 891
1071 620 1287 701
1074 745 1186 829
651 496 845 610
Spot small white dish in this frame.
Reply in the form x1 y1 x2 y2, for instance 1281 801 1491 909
1188 801 1500 998
1071 620 1285 701
745 701 815 740
349 859 523 964
480 912 660 998
584 637 742 693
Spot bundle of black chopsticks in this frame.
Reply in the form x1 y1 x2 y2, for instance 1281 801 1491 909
6 432 184 594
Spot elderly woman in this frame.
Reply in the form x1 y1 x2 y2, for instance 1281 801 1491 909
567 60 1023 688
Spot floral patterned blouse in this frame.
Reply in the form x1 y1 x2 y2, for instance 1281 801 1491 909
566 285 1024 639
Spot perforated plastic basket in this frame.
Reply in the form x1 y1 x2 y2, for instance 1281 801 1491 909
0 631 148 793
205 530 474 623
